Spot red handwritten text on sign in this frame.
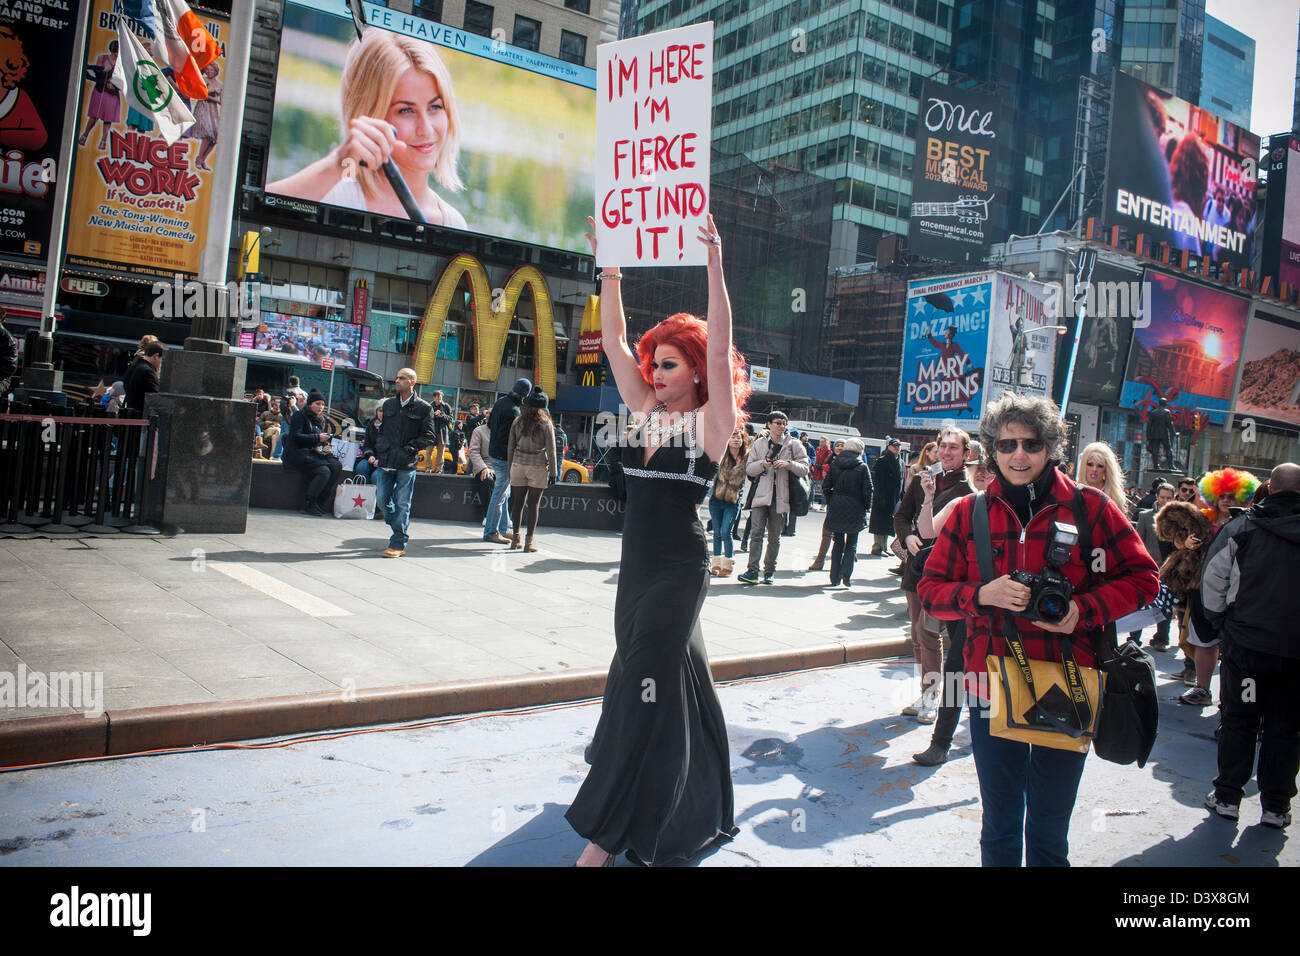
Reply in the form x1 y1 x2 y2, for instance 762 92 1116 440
596 24 713 267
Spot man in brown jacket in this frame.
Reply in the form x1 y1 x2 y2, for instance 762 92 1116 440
894 425 972 722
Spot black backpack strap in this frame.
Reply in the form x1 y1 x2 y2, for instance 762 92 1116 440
973 491 996 586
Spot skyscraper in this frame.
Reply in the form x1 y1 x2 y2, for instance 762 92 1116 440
951 0 1204 237
635 0 956 269
1200 14 1253 130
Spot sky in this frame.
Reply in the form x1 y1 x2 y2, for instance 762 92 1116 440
1205 0 1299 140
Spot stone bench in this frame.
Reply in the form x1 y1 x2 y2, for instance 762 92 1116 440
248 460 626 531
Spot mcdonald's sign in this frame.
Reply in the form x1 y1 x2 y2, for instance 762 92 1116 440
411 253 557 396
574 294 603 366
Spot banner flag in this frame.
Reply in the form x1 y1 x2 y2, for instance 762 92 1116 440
149 0 209 99
111 13 196 146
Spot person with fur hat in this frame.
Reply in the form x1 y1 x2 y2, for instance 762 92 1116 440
283 388 341 515
505 387 557 552
483 377 532 543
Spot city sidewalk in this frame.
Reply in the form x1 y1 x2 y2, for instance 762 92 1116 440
0 508 913 743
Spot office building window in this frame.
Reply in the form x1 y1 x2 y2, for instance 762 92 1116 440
559 30 587 65
412 0 442 21
463 1 493 37
513 15 541 52
564 0 590 12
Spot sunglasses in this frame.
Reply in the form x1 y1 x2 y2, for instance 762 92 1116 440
993 438 1046 454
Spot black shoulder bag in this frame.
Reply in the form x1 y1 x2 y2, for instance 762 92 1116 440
1071 490 1160 768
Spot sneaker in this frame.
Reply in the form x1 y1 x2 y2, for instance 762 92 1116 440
1261 809 1291 829
761 573 774 585
1204 791 1239 820
901 696 924 717
912 744 949 766
1178 664 1197 685
1180 686 1213 706
737 570 760 585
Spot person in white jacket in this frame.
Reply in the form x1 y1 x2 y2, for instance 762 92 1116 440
738 411 810 585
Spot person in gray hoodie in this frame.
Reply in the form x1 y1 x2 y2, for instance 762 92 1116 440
1201 462 1300 830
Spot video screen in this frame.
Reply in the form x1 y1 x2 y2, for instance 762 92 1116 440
1103 71 1260 272
249 312 369 369
263 0 597 254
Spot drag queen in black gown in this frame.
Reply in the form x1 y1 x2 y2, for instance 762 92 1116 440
567 214 749 866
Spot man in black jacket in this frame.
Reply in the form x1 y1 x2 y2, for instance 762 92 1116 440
1201 462 1300 829
425 389 452 473
869 437 904 554
482 377 530 543
124 342 167 414
369 368 436 556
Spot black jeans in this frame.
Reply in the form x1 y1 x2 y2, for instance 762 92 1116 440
1213 642 1300 814
1130 615 1171 647
929 619 968 751
301 457 342 507
829 532 858 585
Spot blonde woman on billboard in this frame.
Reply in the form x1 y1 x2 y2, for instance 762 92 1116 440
267 29 466 228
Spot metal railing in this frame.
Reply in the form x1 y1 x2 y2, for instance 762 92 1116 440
0 399 161 536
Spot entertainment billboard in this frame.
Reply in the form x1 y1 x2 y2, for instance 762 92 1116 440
1103 70 1259 272
0 0 82 263
896 272 992 431
907 81 1005 264
1233 307 1300 426
1120 270 1250 426
264 0 596 255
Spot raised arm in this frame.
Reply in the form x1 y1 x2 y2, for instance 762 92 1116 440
586 216 654 415
697 214 738 463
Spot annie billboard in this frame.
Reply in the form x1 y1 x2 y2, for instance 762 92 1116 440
264 0 596 255
1103 70 1259 271
1121 270 1250 426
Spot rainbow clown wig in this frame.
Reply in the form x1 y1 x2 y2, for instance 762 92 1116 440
1197 468 1260 517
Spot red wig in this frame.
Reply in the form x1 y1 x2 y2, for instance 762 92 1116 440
634 313 751 423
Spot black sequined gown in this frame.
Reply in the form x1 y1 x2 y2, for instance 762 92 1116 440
565 408 736 864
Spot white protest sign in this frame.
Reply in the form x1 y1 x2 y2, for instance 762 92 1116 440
596 22 713 268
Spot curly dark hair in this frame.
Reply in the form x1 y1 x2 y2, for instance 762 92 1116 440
1169 133 1209 211
979 393 1068 469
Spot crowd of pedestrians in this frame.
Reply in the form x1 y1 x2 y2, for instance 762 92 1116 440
257 358 1298 854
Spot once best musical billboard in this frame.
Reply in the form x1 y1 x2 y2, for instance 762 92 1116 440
264 0 596 255
1102 70 1259 272
907 80 1005 264
1121 270 1250 426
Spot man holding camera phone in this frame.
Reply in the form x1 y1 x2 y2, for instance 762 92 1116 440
894 426 973 722
917 394 1158 866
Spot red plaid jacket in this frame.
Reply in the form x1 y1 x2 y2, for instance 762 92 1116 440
918 467 1159 674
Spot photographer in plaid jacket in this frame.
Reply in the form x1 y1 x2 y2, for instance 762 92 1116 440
918 393 1158 867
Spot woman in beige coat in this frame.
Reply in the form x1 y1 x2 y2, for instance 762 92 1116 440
506 388 558 552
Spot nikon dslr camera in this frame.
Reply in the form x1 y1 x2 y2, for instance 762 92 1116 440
1009 522 1078 624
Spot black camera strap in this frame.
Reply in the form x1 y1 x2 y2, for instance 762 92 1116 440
973 491 1094 737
